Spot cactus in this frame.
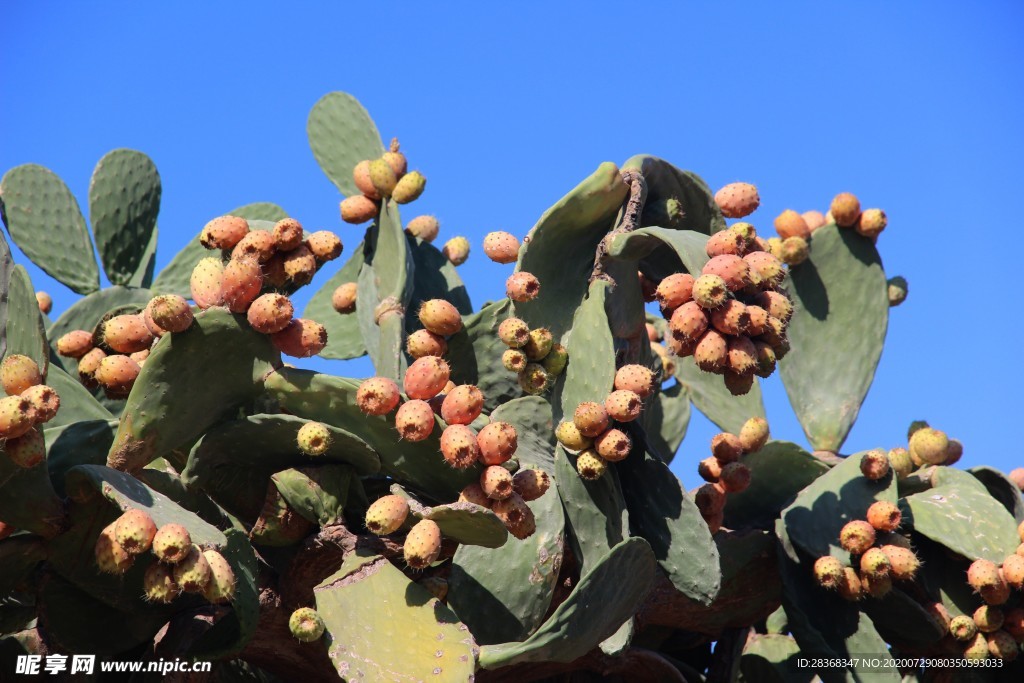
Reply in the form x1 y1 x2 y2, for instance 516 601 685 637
3 89 1021 681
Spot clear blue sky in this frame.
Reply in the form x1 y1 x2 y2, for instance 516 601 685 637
2 2 1022 491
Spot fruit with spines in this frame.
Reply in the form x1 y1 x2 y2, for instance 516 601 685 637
271 218 304 251
839 520 876 554
517 363 549 395
727 336 757 375
576 449 607 480
281 244 317 286
987 631 1018 661
497 317 529 348
861 572 892 598
975 605 1005 633
594 428 632 462
802 210 827 231
340 195 379 224
57 330 95 358
95 522 134 574
440 424 480 469
613 365 655 399
669 301 708 341
962 632 989 660
395 400 436 441
605 389 642 422
1003 608 1024 640
773 210 811 240
114 509 157 555
356 377 401 415
143 561 179 604
492 493 536 539
247 293 293 334
880 545 920 581
755 290 793 322
909 427 949 465
692 274 728 309
404 519 442 569
271 318 327 358
297 421 332 456
714 182 760 218
221 257 263 313
710 300 749 336
705 229 746 258
698 457 722 482
968 559 1003 592
950 615 978 642
694 329 729 373
780 237 809 266
418 299 462 336
738 417 769 453
4 428 45 468
365 495 410 535
887 276 908 307
101 314 154 354
483 231 520 263
459 483 492 508
945 439 964 465
368 158 397 197
442 236 470 266
147 294 194 334
574 403 611 437
887 447 914 478
502 349 527 372
289 607 326 642
441 385 484 425
556 421 592 451
724 371 754 396
711 433 743 463
523 328 553 361
232 230 276 263
190 257 226 309
404 356 451 400
694 483 726 517
477 421 517 465
703 255 750 292
95 355 141 397
36 291 52 314
22 385 59 424
201 550 236 604
512 468 550 501
830 193 861 228
813 556 844 589
856 208 887 238
655 273 695 312
406 328 445 358
859 547 891 579
306 230 343 262
743 252 784 289
720 462 751 492
859 449 890 480
201 215 249 250
393 170 426 204
0 395 34 440
1001 554 1024 590
745 305 768 336
405 215 439 242
752 341 776 378
866 501 901 532
506 272 541 302
481 465 514 500
541 343 568 375
1 355 41 396
152 524 192 564
837 567 864 601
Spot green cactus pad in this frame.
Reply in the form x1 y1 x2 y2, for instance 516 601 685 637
902 468 1019 563
0 433 66 538
780 224 888 452
304 238 368 360
0 231 14 360
135 467 236 532
781 450 897 563
0 164 100 294
513 162 628 339
675 356 766 434
229 202 288 222
88 149 161 286
724 441 827 530
620 155 726 236
2 266 49 376
418 502 508 548
969 466 1024 522
307 91 385 197
447 299 521 412
45 420 118 496
478 537 657 669
618 448 720 606
264 367 477 500
0 537 47 596
271 466 353 527
740 634 813 683
106 308 279 473
641 382 690 464
606 226 710 277
126 224 158 288
183 414 378 521
43 366 114 428
860 588 945 650
314 553 477 682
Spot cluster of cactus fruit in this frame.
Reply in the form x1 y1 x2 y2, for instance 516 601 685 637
1 90 1019 681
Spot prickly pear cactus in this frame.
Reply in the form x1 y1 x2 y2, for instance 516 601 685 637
1 91 1019 682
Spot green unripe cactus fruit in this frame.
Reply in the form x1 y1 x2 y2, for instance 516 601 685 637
440 424 480 469
173 545 213 593
502 349 527 373
365 495 410 535
477 421 517 466
297 421 332 456
909 427 949 465
393 170 426 204
738 417 769 453
887 447 914 479
442 236 471 266
143 561 179 604
152 524 192 564
555 422 592 452
289 607 326 643
780 237 809 266
541 343 568 376
404 519 442 569
517 363 549 395
497 317 530 348
114 509 158 555
369 158 397 197
949 615 978 642
523 328 553 361
201 549 236 604
692 274 729 309
441 385 484 425
506 272 541 302
576 449 607 480
813 556 844 589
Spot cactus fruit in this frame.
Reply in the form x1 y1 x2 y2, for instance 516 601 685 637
944 439 964 466
289 607 326 643
497 317 530 348
856 208 887 238
459 483 492 507
949 615 978 642
512 468 550 501
152 524 192 564
441 385 484 425
143 561 179 604
492 493 537 540
368 158 398 197
95 355 141 396
201 215 249 250
709 433 742 464
1003 608 1024 640
297 421 332 456
859 449 890 480
340 195 379 224
246 293 294 335
556 421 592 452
172 545 213 593
646 323 661 342
440 424 480 469
714 182 760 219
270 218 304 251
4 428 45 468
418 299 463 336
477 421 518 465
692 274 729 309
191 257 226 309
406 215 440 242
613 365 655 399
987 631 1018 661
36 291 52 314
356 377 402 415
352 160 381 199
837 567 865 602
962 633 989 660
393 170 427 204
56 330 95 358
147 294 194 334
541 343 568 375
968 559 1003 593
306 230 343 262
114 509 158 555
909 427 950 465
101 314 154 354
442 236 471 266
280 244 317 286
605 389 642 422
703 255 750 292
481 465 514 500
502 349 528 372
523 328 553 361
404 519 442 569
95 522 134 574
743 252 784 290
861 572 892 599
780 237 809 266
726 336 757 375
755 290 793 322
859 547 891 579
263 254 289 289
365 495 410 535
271 318 328 358
705 229 746 258
773 210 811 240
0 395 34 439
573 402 610 437
506 272 541 302
594 428 632 462
201 549 236 604
866 501 901 532
766 237 784 260
802 211 827 231
576 449 608 480
21 385 59 424
887 447 914 479
518 363 550 395
669 302 708 342
839 520 876 555
982 581 1011 606
394 400 436 442
719 462 751 493
830 193 861 228
709 300 749 336
887 276 908 307
404 329 445 361
813 556 845 589
694 329 729 373
655 273 695 312
738 417 769 453
879 545 919 582
698 457 723 482
974 605 1005 633
1 355 41 396
723 371 754 396
752 341 776 378
694 483 726 517
483 231 521 264
221 257 264 313
382 139 408 177
1002 554 1024 590
404 357 451 400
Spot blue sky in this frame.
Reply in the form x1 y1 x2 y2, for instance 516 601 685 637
2 2 1022 490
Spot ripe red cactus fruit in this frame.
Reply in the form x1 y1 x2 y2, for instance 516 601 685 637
574 402 610 438
406 329 446 358
613 365 656 399
719 462 751 493
441 385 484 425
655 273 695 312
102 314 155 354
839 520 876 555
221 257 264 313
404 357 452 400
356 377 401 415
967 559 1003 593
594 428 632 462
95 355 142 397
711 432 743 463
705 229 746 258
694 329 729 373
698 456 722 482
440 424 480 469
605 390 642 423
866 501 901 532
813 556 845 589
271 318 327 358
694 483 726 518
669 302 708 342
702 255 750 292
714 182 760 219
477 421 518 465
247 293 294 334
395 400 436 442
483 231 521 264
710 300 749 336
